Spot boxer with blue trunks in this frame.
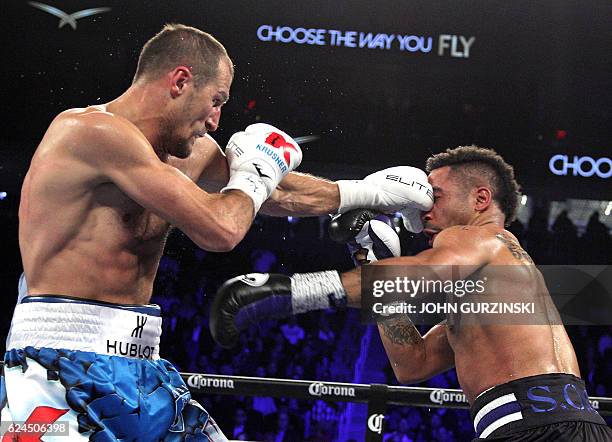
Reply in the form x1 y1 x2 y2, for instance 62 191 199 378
3 22 433 440
3 296 225 441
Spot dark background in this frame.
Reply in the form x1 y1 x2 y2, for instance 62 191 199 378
2 0 612 198
0 1 611 439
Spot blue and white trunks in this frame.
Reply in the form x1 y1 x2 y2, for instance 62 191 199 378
0 295 228 441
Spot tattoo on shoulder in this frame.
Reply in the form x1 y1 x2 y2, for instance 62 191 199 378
379 315 421 346
495 233 534 264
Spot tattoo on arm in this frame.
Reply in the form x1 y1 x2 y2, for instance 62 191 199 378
379 315 422 346
495 233 534 264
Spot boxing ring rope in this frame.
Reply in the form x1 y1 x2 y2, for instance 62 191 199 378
181 372 612 442
0 358 609 440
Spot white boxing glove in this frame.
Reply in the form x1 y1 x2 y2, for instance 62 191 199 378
354 218 401 263
329 209 401 264
336 166 433 233
399 207 426 234
222 123 302 213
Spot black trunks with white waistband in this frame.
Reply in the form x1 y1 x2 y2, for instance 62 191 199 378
470 373 611 441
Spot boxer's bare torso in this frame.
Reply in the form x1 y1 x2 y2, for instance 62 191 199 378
443 226 580 403
375 225 580 403
20 106 227 305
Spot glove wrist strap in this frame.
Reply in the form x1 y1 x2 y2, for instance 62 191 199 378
291 271 347 313
336 180 381 213
221 172 268 214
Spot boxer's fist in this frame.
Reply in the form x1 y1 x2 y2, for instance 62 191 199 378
336 166 433 232
329 209 401 264
243 123 303 173
210 273 293 348
211 269 347 348
362 166 433 217
222 123 302 213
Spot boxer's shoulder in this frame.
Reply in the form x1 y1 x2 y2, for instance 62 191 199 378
68 107 146 143
44 107 154 168
434 224 487 244
42 107 145 157
432 225 501 263
445 225 532 265
438 224 511 240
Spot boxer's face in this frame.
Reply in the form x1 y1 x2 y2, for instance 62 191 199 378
421 166 473 243
161 58 232 158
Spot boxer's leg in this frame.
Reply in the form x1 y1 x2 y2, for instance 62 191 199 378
161 399 227 442
156 358 228 441
2 348 88 441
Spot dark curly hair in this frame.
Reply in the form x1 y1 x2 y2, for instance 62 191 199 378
425 146 521 225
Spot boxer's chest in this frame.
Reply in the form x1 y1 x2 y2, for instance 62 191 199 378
112 155 203 246
121 206 170 243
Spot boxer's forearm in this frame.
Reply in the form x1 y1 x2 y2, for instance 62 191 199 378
382 320 454 384
378 315 426 383
260 172 340 216
340 256 429 308
341 264 446 385
340 268 363 308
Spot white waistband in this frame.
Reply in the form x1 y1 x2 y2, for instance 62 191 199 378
7 299 162 360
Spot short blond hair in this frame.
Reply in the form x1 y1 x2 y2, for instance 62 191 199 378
133 23 233 86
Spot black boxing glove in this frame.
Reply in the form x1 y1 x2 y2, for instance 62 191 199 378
329 209 401 265
210 271 347 348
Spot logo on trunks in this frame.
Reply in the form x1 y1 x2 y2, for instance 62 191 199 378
168 385 190 433
385 175 435 202
308 382 356 398
106 340 155 359
430 389 468 405
527 383 599 413
28 2 111 30
186 375 235 390
131 315 148 339
367 413 384 434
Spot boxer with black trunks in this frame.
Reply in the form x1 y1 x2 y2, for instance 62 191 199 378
212 146 612 441
1 23 435 440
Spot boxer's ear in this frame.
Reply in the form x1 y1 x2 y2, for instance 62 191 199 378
169 66 193 98
474 186 492 212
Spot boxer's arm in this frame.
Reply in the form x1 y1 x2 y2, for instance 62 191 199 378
192 139 339 215
260 172 340 216
261 165 433 219
378 318 454 384
209 226 490 348
340 226 490 307
68 113 253 252
193 143 430 221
